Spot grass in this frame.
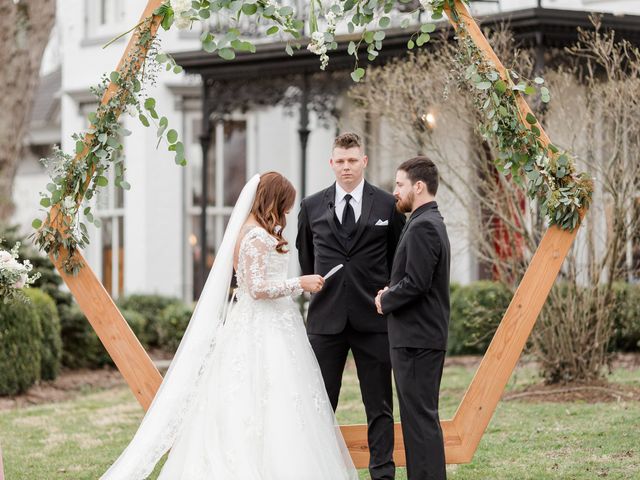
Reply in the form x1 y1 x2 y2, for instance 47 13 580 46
1 358 638 479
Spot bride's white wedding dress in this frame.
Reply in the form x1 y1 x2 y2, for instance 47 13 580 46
101 175 357 480
157 226 357 479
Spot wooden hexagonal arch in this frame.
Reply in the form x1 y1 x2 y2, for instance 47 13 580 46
46 0 586 469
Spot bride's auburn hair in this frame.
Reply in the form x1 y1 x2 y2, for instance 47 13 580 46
251 172 296 253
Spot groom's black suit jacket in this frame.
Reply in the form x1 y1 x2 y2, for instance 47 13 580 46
297 181 405 334
381 201 450 350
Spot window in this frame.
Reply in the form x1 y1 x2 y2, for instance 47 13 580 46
85 0 124 39
96 155 126 297
186 117 248 300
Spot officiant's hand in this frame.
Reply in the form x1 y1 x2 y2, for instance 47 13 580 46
300 275 325 293
375 287 389 315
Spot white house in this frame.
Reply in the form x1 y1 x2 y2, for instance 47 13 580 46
12 0 640 302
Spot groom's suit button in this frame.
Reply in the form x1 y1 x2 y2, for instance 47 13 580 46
346 257 350 261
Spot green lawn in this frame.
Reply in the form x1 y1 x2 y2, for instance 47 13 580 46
1 358 638 479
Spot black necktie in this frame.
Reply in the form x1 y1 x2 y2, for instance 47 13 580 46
342 194 356 234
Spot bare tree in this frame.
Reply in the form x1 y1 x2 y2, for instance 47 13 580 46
349 22 640 383
0 0 56 220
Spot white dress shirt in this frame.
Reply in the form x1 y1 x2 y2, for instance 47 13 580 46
335 178 364 223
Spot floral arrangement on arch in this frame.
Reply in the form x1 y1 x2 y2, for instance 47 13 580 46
0 241 40 304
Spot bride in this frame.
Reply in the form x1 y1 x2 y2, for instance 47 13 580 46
101 172 358 479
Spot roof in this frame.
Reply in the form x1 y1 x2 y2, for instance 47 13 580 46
172 8 640 80
29 67 61 128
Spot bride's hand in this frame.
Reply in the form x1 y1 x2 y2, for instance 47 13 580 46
299 275 325 293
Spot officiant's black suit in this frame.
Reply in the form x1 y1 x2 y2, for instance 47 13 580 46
381 201 450 480
297 181 405 480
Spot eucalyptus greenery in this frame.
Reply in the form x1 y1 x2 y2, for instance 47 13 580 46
31 0 588 275
454 26 593 231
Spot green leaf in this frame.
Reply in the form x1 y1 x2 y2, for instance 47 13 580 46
32 219 42 229
167 129 178 143
379 16 391 28
416 33 430 46
421 23 436 33
285 44 293 56
161 10 174 30
525 112 537 125
120 181 131 190
40 198 51 208
534 76 545 84
279 5 293 15
96 176 109 187
524 85 536 96
46 183 57 193
373 31 385 41
407 39 415 49
494 80 507 94
139 114 150 127
173 65 184 74
75 141 86 154
109 71 120 83
144 98 156 110
266 25 279 35
350 67 365 82
476 81 492 90
203 38 217 52
218 48 236 60
241 3 257 15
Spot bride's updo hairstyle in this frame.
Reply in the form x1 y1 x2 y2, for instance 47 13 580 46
251 171 296 253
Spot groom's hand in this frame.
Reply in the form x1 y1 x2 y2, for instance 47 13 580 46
375 287 389 315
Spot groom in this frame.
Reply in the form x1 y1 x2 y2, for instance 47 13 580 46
375 156 450 480
297 132 405 480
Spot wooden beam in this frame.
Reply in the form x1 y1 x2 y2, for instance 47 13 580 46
47 0 165 409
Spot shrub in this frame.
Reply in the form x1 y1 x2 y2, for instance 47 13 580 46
612 282 640 352
26 289 62 381
448 281 512 355
0 298 42 395
156 303 193 354
59 303 150 369
117 294 183 347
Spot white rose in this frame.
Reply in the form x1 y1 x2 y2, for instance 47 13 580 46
0 250 11 263
6 259 25 273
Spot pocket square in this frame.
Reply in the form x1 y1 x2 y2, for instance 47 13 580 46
375 219 389 226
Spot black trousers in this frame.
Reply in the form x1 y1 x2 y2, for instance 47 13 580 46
308 324 395 480
391 347 446 480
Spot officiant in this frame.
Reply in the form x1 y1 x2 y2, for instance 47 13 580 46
297 132 405 480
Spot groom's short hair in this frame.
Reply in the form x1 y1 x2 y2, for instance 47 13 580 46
398 156 439 196
333 132 363 151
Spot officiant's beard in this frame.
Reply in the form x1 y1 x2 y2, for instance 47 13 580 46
396 191 414 214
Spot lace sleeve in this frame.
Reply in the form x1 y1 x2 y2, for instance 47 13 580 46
241 230 303 299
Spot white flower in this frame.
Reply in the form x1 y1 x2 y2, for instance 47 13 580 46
175 14 191 30
326 11 336 23
171 0 192 30
13 273 27 290
0 250 11 263
125 104 138 117
420 0 434 14
311 31 325 43
63 195 76 211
